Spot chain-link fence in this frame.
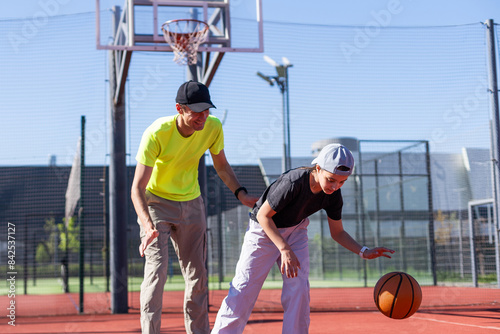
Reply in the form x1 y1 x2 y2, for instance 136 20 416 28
1 12 499 312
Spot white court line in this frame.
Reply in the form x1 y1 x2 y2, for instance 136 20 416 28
412 316 500 331
65 293 80 312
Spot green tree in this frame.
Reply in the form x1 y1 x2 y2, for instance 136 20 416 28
58 216 80 253
35 217 58 263
35 217 80 263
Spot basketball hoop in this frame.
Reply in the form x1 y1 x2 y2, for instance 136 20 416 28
161 19 209 66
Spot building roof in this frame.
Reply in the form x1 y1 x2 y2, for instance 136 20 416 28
258 147 493 212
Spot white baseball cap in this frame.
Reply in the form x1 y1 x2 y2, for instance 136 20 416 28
311 143 354 176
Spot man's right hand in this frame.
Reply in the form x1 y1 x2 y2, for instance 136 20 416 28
139 228 159 257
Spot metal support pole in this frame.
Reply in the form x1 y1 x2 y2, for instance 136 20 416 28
188 53 208 210
398 151 407 272
79 115 85 313
187 9 208 208
374 160 382 275
23 218 27 295
281 84 288 173
217 180 223 286
426 141 437 285
282 68 292 172
356 142 368 287
285 69 291 171
485 19 500 288
278 69 292 173
468 203 478 287
257 58 293 173
109 6 129 313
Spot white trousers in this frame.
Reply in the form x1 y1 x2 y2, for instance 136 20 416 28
212 218 311 334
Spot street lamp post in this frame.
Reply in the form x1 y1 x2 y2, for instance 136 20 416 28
257 56 293 173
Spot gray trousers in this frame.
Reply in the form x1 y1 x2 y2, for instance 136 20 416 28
139 191 209 334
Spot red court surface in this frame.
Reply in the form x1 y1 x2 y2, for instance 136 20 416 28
2 306 500 334
1 287 499 333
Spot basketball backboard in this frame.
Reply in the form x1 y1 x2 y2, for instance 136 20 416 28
96 0 263 53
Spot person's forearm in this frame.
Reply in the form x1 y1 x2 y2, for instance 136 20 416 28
211 151 259 207
331 230 362 254
131 187 154 231
212 150 244 192
215 163 241 193
257 215 290 251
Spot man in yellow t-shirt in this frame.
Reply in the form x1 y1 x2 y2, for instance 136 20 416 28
131 81 258 334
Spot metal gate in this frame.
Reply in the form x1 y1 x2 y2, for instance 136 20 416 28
468 199 499 287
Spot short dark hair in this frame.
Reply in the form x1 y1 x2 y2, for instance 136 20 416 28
337 165 351 172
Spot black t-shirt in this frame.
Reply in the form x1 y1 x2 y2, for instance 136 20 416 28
250 168 343 228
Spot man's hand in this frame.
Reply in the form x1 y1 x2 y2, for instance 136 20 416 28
238 192 259 208
139 228 159 257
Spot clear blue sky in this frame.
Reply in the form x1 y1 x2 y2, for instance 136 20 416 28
1 0 500 166
2 0 499 25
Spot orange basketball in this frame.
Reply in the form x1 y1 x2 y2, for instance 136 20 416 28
374 272 422 319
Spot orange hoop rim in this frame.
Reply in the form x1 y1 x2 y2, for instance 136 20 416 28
161 19 210 65
161 19 209 36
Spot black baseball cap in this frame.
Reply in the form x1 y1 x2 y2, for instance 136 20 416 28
175 80 216 112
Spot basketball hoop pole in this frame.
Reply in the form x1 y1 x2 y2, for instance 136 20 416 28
187 9 203 78
109 5 129 314
181 9 205 210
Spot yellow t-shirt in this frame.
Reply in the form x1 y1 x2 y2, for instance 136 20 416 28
136 114 224 201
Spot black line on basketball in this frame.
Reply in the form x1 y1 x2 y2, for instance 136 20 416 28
389 273 403 318
402 273 416 319
375 272 399 310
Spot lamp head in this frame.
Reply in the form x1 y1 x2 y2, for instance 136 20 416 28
256 71 275 86
263 55 280 68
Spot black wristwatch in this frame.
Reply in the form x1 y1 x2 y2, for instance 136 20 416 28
234 186 248 199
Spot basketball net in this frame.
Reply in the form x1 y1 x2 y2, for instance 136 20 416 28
161 19 209 66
